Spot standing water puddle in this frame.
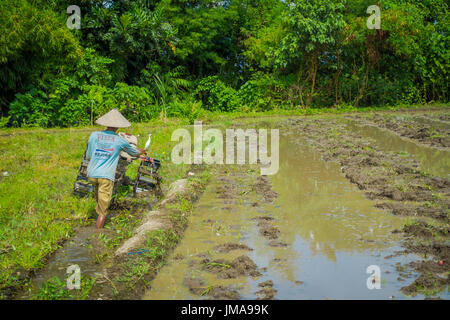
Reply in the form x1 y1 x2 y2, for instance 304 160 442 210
20 226 105 299
144 133 425 300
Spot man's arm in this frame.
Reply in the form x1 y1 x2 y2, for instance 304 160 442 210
121 139 145 157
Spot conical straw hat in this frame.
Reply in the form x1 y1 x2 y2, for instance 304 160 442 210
95 109 131 128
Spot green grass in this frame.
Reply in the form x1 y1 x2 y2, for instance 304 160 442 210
0 119 190 295
31 275 96 300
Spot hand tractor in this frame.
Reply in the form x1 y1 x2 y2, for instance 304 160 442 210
73 133 162 203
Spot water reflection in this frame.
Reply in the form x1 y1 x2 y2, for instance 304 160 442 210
345 119 449 178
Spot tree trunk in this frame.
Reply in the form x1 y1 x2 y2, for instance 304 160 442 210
334 50 341 106
306 51 319 107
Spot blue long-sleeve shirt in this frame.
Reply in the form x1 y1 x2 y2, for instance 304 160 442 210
86 130 140 181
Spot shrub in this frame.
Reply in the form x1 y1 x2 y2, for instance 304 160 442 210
195 76 240 112
103 83 158 123
8 88 50 127
167 96 205 123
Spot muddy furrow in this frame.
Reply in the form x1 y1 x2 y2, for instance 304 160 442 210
347 113 450 150
143 164 286 300
286 118 449 296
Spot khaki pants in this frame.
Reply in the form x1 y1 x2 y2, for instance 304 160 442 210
88 178 114 217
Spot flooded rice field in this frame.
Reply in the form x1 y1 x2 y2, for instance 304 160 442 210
143 113 450 300
16 110 449 300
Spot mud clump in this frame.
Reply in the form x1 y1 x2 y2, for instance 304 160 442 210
216 176 238 202
202 255 261 279
401 272 449 297
375 202 448 221
183 276 207 295
226 256 262 278
254 176 278 203
259 280 273 287
209 285 241 300
183 277 241 299
214 243 253 253
401 221 450 239
252 216 281 240
268 240 289 247
257 220 280 240
256 280 277 300
405 242 450 264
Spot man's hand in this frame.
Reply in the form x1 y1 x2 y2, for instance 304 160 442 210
138 148 147 155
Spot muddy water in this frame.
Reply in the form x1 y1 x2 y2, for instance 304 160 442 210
143 133 424 300
20 227 104 299
345 119 450 178
413 114 450 130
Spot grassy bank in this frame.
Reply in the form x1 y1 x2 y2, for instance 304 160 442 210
0 120 191 298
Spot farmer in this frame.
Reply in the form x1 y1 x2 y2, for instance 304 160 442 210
86 109 146 229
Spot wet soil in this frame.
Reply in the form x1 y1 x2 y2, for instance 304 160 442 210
347 113 450 149
286 117 449 296
214 243 253 253
144 129 424 299
9 110 450 300
143 164 284 300
201 255 262 279
256 280 277 300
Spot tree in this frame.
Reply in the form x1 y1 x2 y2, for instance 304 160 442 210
275 0 347 106
0 0 82 115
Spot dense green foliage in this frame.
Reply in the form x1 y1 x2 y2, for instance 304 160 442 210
0 0 448 127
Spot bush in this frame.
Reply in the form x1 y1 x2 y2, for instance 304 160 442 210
7 48 118 127
195 76 240 112
103 83 158 123
9 81 159 128
0 116 10 128
167 96 205 123
9 88 50 127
